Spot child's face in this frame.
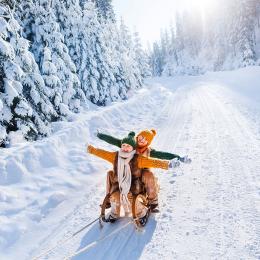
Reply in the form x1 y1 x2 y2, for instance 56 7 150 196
121 143 134 153
137 135 148 147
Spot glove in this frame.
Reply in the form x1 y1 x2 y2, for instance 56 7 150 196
179 155 192 164
86 143 93 153
169 158 181 168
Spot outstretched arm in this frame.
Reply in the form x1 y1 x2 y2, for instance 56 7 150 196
97 132 122 148
137 156 169 170
150 148 181 160
87 145 116 164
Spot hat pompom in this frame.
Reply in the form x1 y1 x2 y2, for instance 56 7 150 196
121 131 136 148
151 129 156 136
128 131 135 137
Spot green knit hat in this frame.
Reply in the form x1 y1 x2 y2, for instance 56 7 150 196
121 131 136 149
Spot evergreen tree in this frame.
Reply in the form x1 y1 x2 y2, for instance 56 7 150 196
80 2 119 105
150 42 165 76
20 0 86 115
94 0 115 21
118 18 142 88
133 29 151 78
0 5 56 146
236 0 256 66
54 1 142 105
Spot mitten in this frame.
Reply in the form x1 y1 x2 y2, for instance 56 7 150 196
169 158 181 168
179 155 192 164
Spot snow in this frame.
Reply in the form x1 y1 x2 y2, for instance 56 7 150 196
14 100 33 117
4 61 24 81
0 99 3 111
0 126 7 141
0 17 8 37
0 66 260 259
4 79 19 105
0 39 14 59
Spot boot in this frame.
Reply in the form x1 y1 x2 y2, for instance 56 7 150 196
107 214 118 223
149 203 159 213
139 210 149 227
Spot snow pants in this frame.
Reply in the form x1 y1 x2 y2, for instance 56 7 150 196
106 169 159 206
110 191 147 219
142 169 159 206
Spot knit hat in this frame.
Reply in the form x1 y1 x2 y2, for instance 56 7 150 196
121 131 136 149
137 129 157 145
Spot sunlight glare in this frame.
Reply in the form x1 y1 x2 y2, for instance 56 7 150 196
180 0 219 15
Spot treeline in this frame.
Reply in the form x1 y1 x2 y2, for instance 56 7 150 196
0 0 150 147
149 0 260 76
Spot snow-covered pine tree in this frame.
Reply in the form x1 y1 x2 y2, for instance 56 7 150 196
54 1 141 105
161 23 173 76
0 5 56 146
160 29 170 61
133 29 151 78
149 42 165 76
162 22 178 76
254 0 260 64
17 0 86 116
199 1 229 71
158 13 185 76
98 15 144 99
98 15 128 100
79 2 119 105
94 0 115 22
235 0 256 66
52 0 83 72
170 10 203 75
118 18 142 88
55 0 144 105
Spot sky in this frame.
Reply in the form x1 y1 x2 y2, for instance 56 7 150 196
112 0 218 48
112 0 179 48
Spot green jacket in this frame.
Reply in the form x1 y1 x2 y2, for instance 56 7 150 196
97 132 181 160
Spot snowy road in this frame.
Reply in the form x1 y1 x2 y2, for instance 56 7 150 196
0 67 260 260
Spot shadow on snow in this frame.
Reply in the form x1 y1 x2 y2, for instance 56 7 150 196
73 217 157 260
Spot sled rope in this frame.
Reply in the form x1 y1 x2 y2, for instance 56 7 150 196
32 217 100 260
64 220 132 259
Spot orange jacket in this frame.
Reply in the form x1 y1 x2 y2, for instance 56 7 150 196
87 145 169 170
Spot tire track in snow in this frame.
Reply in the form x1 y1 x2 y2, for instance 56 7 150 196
168 84 260 259
139 85 194 259
138 82 260 260
202 86 260 259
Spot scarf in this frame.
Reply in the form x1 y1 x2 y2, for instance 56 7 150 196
136 145 149 155
117 149 136 213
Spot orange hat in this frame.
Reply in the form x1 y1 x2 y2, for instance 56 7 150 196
137 129 157 145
